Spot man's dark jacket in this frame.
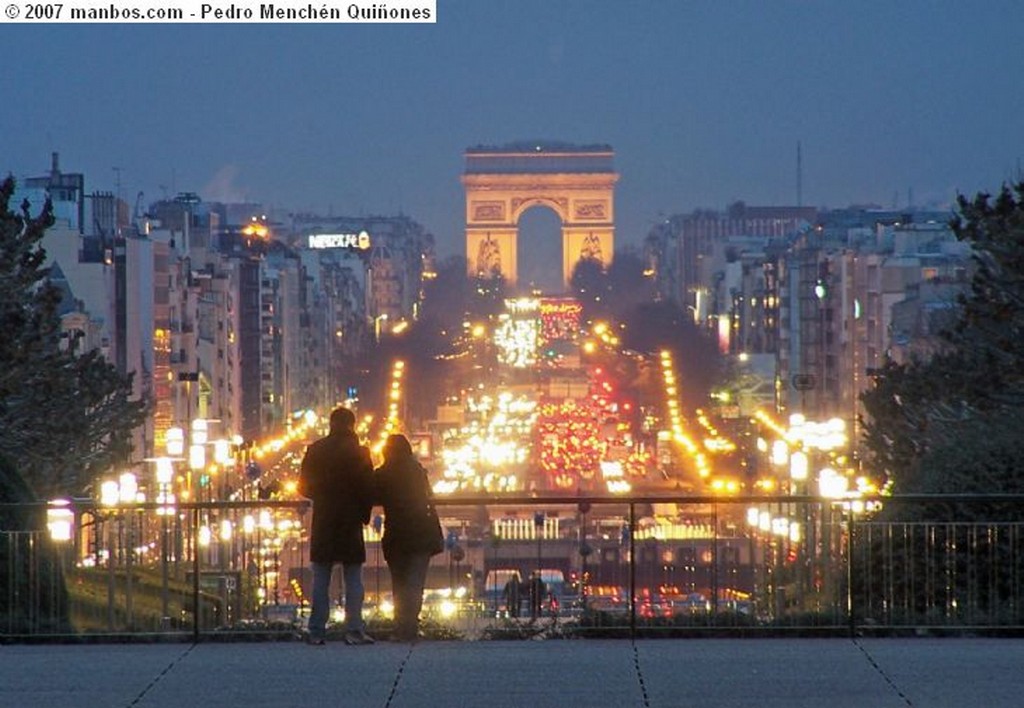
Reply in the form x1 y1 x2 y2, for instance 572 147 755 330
298 429 373 564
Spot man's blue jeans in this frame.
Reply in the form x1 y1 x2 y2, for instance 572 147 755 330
309 562 365 637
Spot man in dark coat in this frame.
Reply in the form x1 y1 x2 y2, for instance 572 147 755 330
298 407 374 645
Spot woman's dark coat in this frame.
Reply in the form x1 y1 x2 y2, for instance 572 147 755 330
298 430 373 564
373 452 439 562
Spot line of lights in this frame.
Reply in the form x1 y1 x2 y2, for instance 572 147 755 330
372 359 406 458
659 350 710 479
694 408 737 453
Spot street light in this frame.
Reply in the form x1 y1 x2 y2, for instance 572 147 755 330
151 456 177 627
99 472 141 631
789 451 809 483
166 427 185 457
374 313 389 342
46 499 74 543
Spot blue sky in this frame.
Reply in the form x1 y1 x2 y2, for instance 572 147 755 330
4 0 1023 255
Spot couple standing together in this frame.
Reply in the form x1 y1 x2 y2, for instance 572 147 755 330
298 407 443 645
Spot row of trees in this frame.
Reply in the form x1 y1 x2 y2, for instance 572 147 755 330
0 177 147 503
861 183 1024 515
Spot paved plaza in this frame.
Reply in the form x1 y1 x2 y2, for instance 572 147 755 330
2 637 1023 707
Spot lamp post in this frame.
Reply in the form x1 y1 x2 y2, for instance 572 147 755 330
814 277 828 418
46 499 74 543
100 478 119 630
241 513 256 618
212 438 232 500
46 498 74 589
98 472 140 630
818 467 848 614
153 457 176 627
531 512 549 620
578 502 591 610
120 472 139 630
166 425 188 576
190 419 208 503
374 313 389 342
219 518 234 625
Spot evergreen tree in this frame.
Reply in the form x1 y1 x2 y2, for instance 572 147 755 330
861 183 1024 508
0 176 147 499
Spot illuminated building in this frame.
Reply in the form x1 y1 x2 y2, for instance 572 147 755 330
463 141 618 289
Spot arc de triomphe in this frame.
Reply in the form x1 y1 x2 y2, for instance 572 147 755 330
462 142 619 289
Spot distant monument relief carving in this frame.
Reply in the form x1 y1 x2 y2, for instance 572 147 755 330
475 233 503 277
574 200 607 219
473 202 505 221
463 141 618 288
580 232 604 262
511 196 568 216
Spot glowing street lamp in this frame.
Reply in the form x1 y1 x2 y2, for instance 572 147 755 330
166 427 185 456
818 467 848 499
118 472 139 504
789 451 809 482
771 440 789 466
100 479 120 508
374 313 389 341
189 443 206 472
46 499 74 542
213 439 232 466
153 457 177 515
191 419 209 445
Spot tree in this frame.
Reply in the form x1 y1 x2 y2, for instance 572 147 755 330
0 176 148 499
621 300 723 411
604 247 655 322
569 257 609 323
861 183 1024 509
419 256 473 334
0 453 71 632
949 183 1024 406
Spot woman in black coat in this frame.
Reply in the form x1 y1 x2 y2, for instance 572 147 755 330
374 434 443 641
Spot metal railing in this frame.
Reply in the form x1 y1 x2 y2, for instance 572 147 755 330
4 494 1024 641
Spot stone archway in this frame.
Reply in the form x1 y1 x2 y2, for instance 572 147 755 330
462 142 619 289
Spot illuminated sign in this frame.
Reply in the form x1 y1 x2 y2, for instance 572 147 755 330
307 231 372 250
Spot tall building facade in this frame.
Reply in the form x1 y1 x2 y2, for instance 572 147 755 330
645 201 973 457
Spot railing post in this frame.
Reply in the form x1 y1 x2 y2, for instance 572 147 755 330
847 512 855 637
712 502 719 623
106 515 115 631
629 501 636 639
160 513 169 629
192 506 201 643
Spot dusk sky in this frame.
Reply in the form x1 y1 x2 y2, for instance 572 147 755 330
5 0 1023 256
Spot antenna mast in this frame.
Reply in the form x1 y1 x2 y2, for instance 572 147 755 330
796 141 803 207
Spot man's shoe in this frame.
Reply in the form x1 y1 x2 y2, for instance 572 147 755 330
344 630 375 645
307 636 326 646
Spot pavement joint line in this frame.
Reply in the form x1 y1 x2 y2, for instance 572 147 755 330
852 638 913 706
126 642 198 707
383 642 415 708
631 640 652 708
